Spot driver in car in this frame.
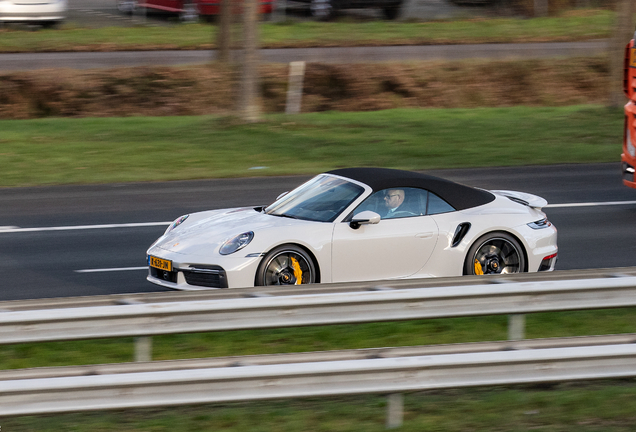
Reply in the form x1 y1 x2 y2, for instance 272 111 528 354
384 189 405 218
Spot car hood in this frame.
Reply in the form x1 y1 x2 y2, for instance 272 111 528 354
152 207 310 255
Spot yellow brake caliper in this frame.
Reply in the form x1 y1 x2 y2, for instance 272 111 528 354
290 257 303 285
474 259 484 275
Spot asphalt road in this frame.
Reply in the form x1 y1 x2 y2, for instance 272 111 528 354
0 0 609 71
1 163 634 301
0 40 609 71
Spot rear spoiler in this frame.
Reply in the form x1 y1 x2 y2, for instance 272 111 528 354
491 190 548 210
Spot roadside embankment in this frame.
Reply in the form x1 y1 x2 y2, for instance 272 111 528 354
0 57 609 119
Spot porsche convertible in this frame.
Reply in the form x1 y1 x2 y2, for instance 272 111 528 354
147 167 557 289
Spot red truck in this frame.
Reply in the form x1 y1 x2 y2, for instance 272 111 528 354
622 36 636 187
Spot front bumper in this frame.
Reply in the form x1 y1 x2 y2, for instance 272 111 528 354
623 101 636 189
146 249 263 290
622 159 636 188
149 265 229 289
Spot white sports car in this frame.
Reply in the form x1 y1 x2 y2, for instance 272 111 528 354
147 168 557 290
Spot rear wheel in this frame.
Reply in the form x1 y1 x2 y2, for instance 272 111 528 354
463 232 526 275
255 245 317 286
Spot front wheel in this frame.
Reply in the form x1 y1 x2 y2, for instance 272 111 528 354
463 232 526 275
255 245 317 286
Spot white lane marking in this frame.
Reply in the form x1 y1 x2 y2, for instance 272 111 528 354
0 222 170 233
2 199 636 234
75 266 148 273
545 200 636 208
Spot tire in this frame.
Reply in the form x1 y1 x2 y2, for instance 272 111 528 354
255 245 317 286
179 2 199 22
463 232 526 275
41 20 61 29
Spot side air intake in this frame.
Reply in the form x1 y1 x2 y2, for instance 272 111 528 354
452 222 471 247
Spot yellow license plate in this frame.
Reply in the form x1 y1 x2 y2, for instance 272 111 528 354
631 48 636 68
149 256 172 272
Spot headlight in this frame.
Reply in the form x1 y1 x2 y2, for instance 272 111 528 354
220 231 254 255
165 215 189 234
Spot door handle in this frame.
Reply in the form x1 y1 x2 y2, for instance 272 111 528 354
416 232 434 239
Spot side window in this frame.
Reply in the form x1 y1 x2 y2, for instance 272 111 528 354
353 187 428 220
427 192 455 215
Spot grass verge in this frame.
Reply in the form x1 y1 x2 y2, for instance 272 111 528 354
1 308 635 369
3 384 636 431
0 9 614 52
0 105 622 187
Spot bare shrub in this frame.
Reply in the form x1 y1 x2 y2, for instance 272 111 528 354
0 58 608 119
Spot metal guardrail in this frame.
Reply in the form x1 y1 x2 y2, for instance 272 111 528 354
2 343 636 416
4 267 636 312
2 269 636 422
1 333 634 381
2 273 636 344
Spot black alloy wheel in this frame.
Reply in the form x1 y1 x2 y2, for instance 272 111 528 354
256 245 317 286
463 232 526 275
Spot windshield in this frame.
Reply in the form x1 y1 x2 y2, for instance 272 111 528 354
265 175 365 222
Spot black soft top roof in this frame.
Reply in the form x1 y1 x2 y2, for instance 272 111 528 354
327 167 495 211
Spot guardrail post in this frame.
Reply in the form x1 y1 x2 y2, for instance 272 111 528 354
135 336 152 362
508 314 525 341
386 393 403 429
285 61 306 114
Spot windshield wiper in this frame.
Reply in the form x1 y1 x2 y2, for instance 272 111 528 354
275 213 300 220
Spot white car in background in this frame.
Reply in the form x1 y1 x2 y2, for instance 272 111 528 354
147 167 558 290
0 0 66 26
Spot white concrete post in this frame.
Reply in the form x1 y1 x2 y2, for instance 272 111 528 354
508 314 526 341
386 393 404 429
285 61 306 115
135 336 152 362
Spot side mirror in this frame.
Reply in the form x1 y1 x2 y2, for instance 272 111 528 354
349 211 381 230
276 191 289 201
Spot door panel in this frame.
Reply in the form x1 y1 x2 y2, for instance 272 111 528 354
331 216 438 283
